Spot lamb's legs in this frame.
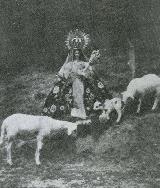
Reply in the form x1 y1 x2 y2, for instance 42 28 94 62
106 112 110 120
137 98 142 113
104 109 111 120
7 140 13 165
35 134 43 165
116 110 122 123
152 96 159 111
99 111 106 120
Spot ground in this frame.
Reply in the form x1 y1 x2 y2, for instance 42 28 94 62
0 145 160 187
1 69 160 187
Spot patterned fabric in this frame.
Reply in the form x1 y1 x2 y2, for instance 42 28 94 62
42 73 112 120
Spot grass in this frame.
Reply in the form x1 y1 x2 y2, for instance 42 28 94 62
1 67 160 187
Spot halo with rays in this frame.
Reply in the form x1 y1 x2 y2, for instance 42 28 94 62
65 29 90 50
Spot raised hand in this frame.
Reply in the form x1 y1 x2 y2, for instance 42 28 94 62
89 50 100 65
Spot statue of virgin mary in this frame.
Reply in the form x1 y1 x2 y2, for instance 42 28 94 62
42 29 111 120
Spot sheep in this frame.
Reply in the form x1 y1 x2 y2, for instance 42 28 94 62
122 74 160 113
0 113 91 165
93 98 123 123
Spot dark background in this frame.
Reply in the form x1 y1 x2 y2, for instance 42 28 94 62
0 0 160 78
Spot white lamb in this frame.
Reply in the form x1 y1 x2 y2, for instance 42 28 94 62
93 98 123 123
0 113 91 165
122 74 160 113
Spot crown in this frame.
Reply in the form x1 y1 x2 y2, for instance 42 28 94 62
65 29 90 50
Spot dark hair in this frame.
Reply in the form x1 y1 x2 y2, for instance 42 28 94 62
72 49 87 61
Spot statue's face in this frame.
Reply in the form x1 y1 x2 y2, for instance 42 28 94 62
74 50 80 59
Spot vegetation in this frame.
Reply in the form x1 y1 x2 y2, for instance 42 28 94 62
0 0 160 77
0 68 160 187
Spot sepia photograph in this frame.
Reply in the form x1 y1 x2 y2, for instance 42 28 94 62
0 0 160 187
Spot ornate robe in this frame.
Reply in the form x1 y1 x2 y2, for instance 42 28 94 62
42 60 111 120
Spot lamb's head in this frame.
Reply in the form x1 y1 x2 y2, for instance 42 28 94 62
93 101 103 111
67 124 77 136
89 50 100 65
122 91 134 104
68 120 91 137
